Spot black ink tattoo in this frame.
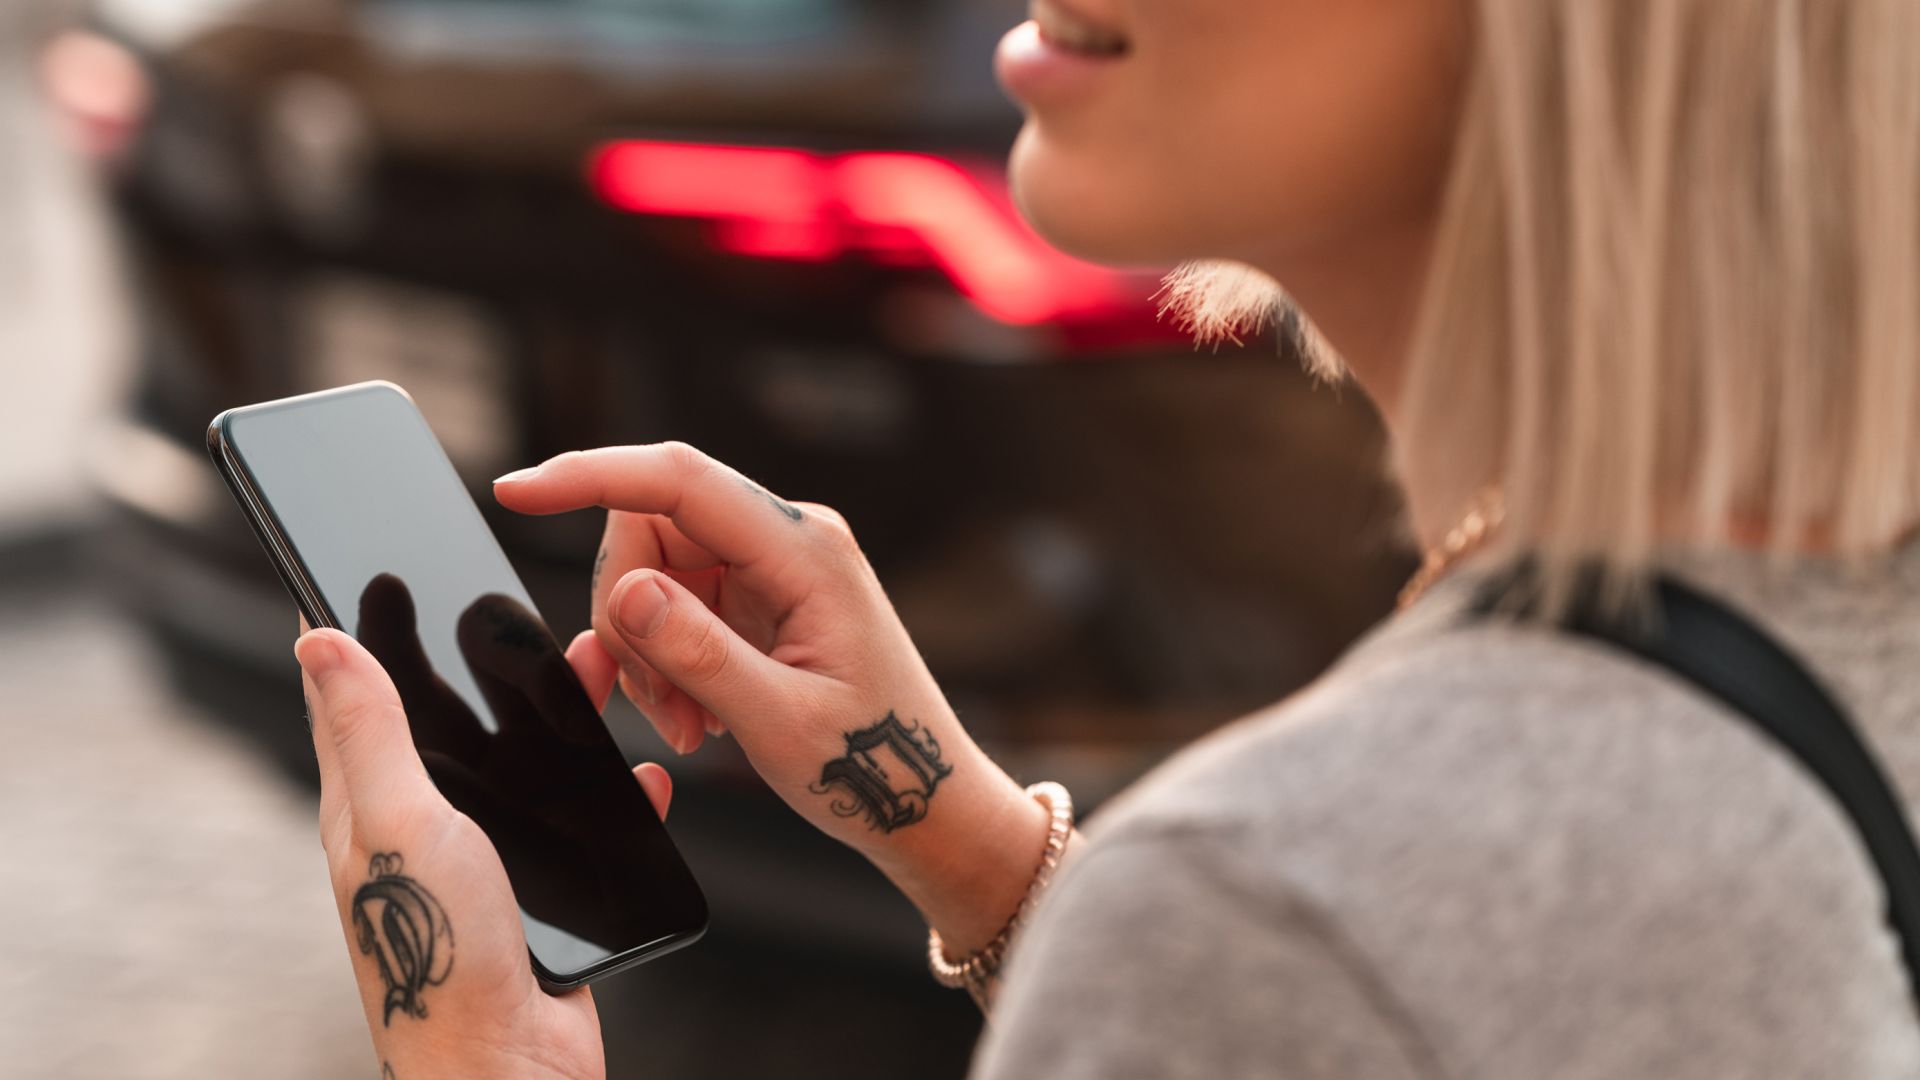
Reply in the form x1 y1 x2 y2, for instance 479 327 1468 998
741 476 805 523
351 853 454 1026
590 546 608 593
809 712 952 833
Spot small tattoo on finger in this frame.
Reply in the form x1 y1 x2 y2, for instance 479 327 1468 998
741 476 805 523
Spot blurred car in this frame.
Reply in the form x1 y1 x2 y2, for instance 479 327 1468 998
51 0 1413 1074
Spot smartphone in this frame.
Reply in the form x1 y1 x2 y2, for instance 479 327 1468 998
208 380 706 989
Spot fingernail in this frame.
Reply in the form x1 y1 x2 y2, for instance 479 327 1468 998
493 466 540 485
614 575 671 640
295 633 343 679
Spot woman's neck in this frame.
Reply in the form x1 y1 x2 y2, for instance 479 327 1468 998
1255 212 1436 418
1264 216 1920 564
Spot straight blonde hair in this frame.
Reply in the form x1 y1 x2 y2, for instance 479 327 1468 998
1173 0 1920 582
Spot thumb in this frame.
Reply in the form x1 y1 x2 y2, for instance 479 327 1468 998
607 569 795 723
296 628 439 830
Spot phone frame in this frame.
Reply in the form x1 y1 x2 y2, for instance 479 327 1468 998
207 381 706 991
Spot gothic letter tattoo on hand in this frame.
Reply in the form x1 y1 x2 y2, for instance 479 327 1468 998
809 712 953 833
351 853 455 1026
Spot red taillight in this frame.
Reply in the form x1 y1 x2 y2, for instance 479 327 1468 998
588 140 1169 334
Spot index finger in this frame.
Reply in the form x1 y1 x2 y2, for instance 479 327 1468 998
493 443 809 573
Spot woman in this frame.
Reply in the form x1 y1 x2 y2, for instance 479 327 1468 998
292 1 1920 1076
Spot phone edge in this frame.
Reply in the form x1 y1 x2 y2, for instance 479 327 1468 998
205 410 338 631
532 924 710 992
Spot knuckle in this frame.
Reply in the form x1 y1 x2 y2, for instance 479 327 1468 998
359 787 449 849
677 615 733 686
659 440 711 478
444 810 488 853
802 502 853 534
802 504 860 555
327 695 400 756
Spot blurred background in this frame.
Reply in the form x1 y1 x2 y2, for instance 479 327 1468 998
0 0 1415 1076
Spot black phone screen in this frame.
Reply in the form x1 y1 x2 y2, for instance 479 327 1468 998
210 382 706 987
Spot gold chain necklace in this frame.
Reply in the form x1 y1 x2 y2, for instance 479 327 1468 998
1397 488 1506 610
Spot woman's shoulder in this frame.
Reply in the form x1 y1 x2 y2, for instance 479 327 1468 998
1092 545 1920 855
1073 571 1902 1016
981 575 1920 1079
1087 585 1759 849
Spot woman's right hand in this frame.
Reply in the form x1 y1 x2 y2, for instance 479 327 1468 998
493 443 1050 956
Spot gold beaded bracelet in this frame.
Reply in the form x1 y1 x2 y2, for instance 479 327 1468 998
927 780 1075 1011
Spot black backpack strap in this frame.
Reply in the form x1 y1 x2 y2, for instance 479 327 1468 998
1472 568 1920 995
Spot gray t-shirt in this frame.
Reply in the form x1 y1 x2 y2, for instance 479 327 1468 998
974 546 1920 1079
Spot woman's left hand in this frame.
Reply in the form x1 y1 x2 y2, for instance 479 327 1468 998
295 625 671 1079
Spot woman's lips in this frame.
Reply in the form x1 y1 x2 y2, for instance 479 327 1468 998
996 19 1129 109
1032 0 1128 55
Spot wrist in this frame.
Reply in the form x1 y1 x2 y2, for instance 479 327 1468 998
371 1012 602 1080
859 740 1053 957
376 1044 598 1080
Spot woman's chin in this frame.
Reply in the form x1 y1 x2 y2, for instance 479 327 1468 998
1007 125 1186 269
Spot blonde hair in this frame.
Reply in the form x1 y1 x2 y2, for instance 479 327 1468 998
1172 0 1920 578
